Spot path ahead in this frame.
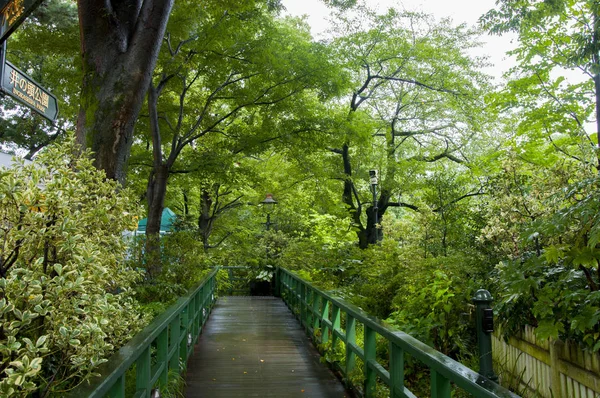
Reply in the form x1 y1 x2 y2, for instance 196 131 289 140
185 296 349 398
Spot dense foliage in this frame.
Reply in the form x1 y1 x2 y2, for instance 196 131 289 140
0 137 146 396
1 0 599 395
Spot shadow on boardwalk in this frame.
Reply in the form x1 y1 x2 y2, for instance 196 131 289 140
185 296 349 397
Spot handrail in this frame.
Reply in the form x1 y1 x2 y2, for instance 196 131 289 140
217 265 251 295
68 268 219 398
277 267 520 398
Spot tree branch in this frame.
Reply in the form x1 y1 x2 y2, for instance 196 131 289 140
388 202 420 212
433 191 486 212
207 232 233 249
411 151 464 163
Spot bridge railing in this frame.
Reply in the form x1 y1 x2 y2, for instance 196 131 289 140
218 265 251 295
277 267 519 398
68 268 219 398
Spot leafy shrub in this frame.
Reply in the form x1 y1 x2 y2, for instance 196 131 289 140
133 231 212 305
488 173 600 350
386 268 473 357
0 136 146 396
494 255 600 349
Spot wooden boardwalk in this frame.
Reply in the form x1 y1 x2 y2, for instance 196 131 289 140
185 296 349 398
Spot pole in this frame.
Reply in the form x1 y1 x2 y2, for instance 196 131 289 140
0 40 6 96
473 289 497 382
265 213 271 261
371 183 378 242
369 170 379 243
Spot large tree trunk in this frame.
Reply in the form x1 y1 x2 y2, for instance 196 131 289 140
144 164 170 277
143 80 174 277
363 188 391 247
362 206 377 247
340 143 367 248
146 166 170 236
340 143 393 249
199 189 213 251
76 0 174 184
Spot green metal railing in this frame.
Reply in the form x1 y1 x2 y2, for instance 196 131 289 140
277 267 520 398
219 265 251 295
68 268 219 398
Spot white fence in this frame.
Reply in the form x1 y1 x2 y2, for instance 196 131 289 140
492 326 600 398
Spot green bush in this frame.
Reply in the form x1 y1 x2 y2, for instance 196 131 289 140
0 136 146 396
386 268 473 357
133 231 212 306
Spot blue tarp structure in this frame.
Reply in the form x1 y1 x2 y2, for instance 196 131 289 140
137 207 177 234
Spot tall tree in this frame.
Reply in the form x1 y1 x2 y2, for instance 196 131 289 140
135 2 341 273
328 8 490 248
481 0 600 169
479 0 600 346
75 0 174 183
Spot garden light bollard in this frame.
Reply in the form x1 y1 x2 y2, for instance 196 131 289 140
473 289 498 382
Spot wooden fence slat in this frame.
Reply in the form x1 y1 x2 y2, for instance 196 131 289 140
493 331 600 398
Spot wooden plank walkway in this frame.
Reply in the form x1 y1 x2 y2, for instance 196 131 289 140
185 296 349 398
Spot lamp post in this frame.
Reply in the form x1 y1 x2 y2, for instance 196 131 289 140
369 170 379 243
261 193 278 296
261 193 278 231
473 289 497 382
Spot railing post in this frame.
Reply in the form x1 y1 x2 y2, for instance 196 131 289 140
293 278 299 315
281 271 287 304
274 267 281 297
289 275 292 299
157 328 169 387
136 346 151 397
107 375 125 398
213 272 218 306
180 305 189 362
227 268 234 295
345 314 356 384
431 370 451 398
313 292 320 334
193 288 201 338
390 342 404 398
306 287 312 330
331 304 341 352
321 299 330 345
169 314 180 371
201 287 206 323
300 282 307 328
364 326 376 397
473 289 497 381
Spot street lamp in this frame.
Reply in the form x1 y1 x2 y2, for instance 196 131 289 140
261 193 278 231
369 170 379 242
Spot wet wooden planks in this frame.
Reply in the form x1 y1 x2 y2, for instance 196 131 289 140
185 296 349 398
